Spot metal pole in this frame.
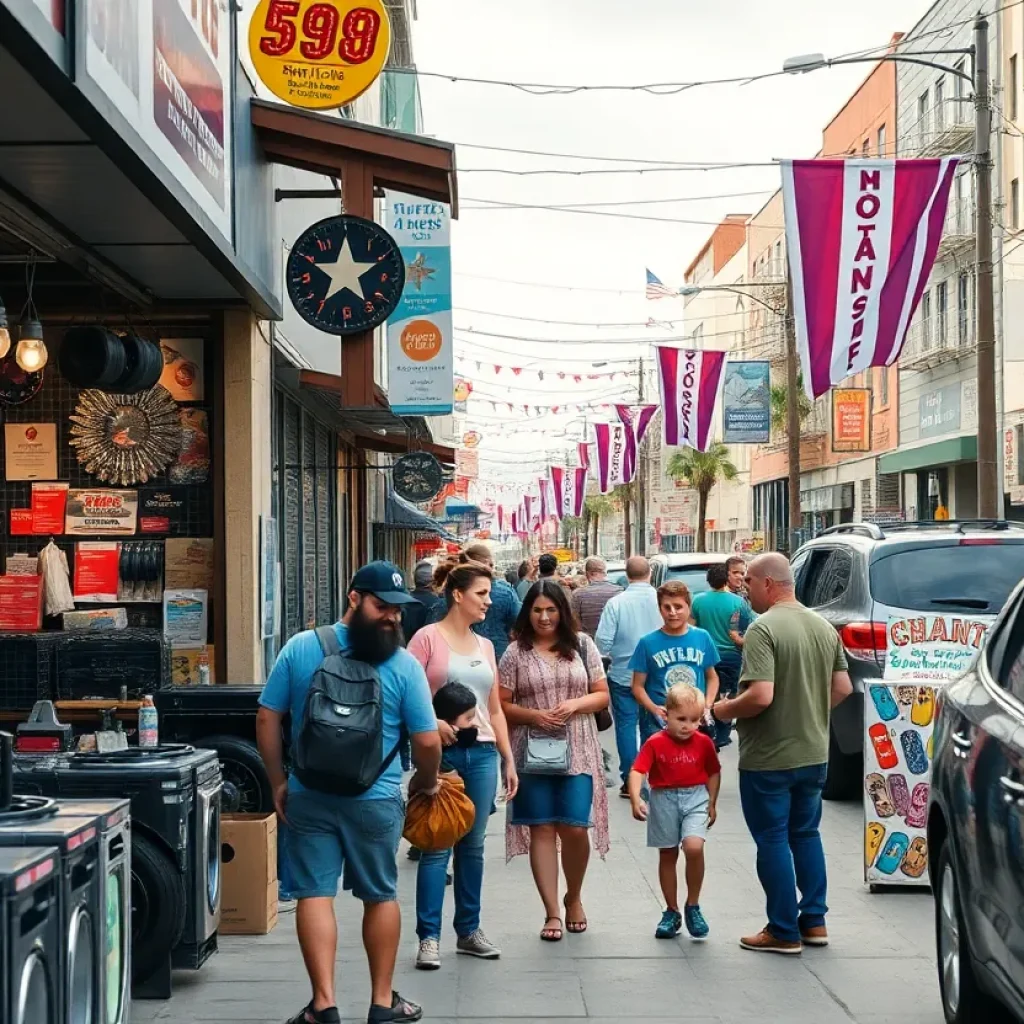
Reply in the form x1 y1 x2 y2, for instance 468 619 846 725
785 267 802 552
636 356 647 554
975 14 999 517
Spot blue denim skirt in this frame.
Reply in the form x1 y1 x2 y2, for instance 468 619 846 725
510 772 594 828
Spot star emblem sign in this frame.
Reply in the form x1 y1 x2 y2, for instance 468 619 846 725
406 252 436 291
315 234 378 302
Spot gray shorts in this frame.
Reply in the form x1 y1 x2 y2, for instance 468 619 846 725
646 785 710 848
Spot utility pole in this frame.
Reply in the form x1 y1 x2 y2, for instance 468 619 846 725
636 355 647 555
975 14 999 518
784 269 802 552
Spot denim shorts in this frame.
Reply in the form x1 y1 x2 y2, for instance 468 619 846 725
646 785 710 848
284 785 405 902
510 772 593 828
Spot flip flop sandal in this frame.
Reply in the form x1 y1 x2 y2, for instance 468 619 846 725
564 898 588 934
540 916 563 942
367 990 423 1023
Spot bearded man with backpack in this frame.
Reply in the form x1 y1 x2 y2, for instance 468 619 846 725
257 561 442 1024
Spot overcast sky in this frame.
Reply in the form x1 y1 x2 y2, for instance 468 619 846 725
406 0 928 481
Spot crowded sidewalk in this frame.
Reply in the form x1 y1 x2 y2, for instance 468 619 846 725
133 742 941 1024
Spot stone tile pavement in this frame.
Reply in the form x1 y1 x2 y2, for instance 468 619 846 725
132 745 943 1023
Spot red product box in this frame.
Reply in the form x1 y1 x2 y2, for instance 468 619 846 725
10 510 33 535
0 575 44 631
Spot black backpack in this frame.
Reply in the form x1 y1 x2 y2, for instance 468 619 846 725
292 626 400 796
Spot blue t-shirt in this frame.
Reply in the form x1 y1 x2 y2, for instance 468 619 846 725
628 626 720 703
691 589 753 659
259 622 436 800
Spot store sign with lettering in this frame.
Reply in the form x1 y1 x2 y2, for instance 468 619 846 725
885 614 988 681
65 489 139 536
249 0 391 110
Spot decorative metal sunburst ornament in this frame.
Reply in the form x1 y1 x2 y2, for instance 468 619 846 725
69 386 182 485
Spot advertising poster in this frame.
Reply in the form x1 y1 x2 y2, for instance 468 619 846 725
832 388 871 453
159 338 204 401
164 588 208 648
80 0 232 240
722 361 771 443
73 542 121 603
31 482 69 534
139 487 188 534
65 489 139 536
863 679 938 886
5 423 57 481
386 191 453 415
455 448 479 480
885 614 988 681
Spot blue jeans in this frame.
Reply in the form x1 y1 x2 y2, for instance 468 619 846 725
715 655 741 749
738 764 829 943
609 681 640 784
416 743 498 940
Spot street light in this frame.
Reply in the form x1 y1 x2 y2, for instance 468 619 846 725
782 18 999 519
679 283 784 315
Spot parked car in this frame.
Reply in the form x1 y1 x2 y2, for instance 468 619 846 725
928 578 1024 1022
791 520 1024 799
605 560 627 588
649 552 730 592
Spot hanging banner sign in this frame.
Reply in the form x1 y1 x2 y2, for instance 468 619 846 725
722 362 771 444
248 0 392 110
594 422 627 494
885 614 988 681
781 158 959 399
455 448 479 480
615 404 658 482
832 387 872 453
657 347 727 452
386 191 454 414
550 466 586 519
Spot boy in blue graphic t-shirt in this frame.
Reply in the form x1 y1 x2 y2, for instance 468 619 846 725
630 581 720 746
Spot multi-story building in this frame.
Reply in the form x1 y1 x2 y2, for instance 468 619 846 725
881 2 997 519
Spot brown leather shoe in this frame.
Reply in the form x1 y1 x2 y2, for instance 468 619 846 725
739 928 802 954
800 924 828 947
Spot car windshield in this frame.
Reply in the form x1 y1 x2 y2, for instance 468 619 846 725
870 543 1024 615
665 566 717 596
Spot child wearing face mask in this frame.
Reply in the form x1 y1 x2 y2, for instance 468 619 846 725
433 682 482 748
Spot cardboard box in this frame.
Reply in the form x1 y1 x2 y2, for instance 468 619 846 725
220 813 278 935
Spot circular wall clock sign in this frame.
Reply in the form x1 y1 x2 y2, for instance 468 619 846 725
393 452 443 504
287 214 406 336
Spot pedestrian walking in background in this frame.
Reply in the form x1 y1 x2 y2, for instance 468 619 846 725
407 560 518 970
629 684 721 940
457 542 521 658
726 554 748 598
256 561 441 1024
630 581 720 748
571 557 622 637
499 580 610 942
595 556 662 796
711 553 852 955
402 561 445 643
691 563 752 749
515 557 538 600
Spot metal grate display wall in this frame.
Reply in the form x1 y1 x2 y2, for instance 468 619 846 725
271 388 339 645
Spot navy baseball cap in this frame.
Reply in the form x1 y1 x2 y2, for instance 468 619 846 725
350 561 418 605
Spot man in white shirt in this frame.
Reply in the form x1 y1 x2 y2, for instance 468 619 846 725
595 556 663 796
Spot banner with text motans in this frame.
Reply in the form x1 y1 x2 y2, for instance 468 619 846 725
615 404 658 482
781 158 959 400
386 192 453 414
594 422 627 494
657 347 726 452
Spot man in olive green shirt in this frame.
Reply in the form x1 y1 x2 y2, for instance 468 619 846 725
711 553 852 956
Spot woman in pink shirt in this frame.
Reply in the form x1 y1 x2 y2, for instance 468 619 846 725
406 558 518 971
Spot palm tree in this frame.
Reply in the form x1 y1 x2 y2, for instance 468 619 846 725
666 443 739 552
769 376 813 437
583 493 616 555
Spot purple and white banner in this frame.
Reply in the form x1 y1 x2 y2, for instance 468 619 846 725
497 505 505 535
594 422 627 494
615 404 658 483
578 442 592 475
538 477 552 524
657 347 727 452
781 158 959 399
549 466 587 520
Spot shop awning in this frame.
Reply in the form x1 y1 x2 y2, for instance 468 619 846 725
878 435 978 475
383 490 457 540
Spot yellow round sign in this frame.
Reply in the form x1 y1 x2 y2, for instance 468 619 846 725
249 0 392 111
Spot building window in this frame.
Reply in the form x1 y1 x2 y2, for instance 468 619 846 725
918 89 930 146
862 138 870 156
1012 55 1019 120
934 78 945 131
880 366 889 407
921 290 932 349
936 281 948 347
877 123 887 157
954 172 965 232
958 272 970 345
1013 178 1020 230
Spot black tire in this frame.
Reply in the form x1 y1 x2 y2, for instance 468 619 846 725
934 841 1012 1023
200 734 273 813
130 833 186 983
822 725 861 801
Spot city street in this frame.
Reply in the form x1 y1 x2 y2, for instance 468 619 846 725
134 743 942 1024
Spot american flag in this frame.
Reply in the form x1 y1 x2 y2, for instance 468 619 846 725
646 268 678 300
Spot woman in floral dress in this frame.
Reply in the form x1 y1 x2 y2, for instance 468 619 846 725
498 580 610 942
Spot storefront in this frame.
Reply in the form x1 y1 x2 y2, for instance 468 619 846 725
800 482 855 534
877 436 979 521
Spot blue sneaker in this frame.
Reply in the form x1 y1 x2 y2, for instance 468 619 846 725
655 909 682 939
684 904 709 939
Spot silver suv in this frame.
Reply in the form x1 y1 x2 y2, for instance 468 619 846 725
791 519 1024 799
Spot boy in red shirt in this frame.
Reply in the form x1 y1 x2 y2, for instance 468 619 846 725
629 683 721 939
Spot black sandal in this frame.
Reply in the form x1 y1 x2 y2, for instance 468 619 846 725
367 991 423 1023
540 916 563 941
286 1003 341 1024
564 897 588 934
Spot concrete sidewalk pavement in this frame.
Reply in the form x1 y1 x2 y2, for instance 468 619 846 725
133 745 943 1023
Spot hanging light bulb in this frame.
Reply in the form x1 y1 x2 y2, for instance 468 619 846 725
15 317 47 372
0 298 9 360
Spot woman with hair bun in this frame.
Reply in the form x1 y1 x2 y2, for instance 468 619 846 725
406 559 518 971
458 542 522 659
